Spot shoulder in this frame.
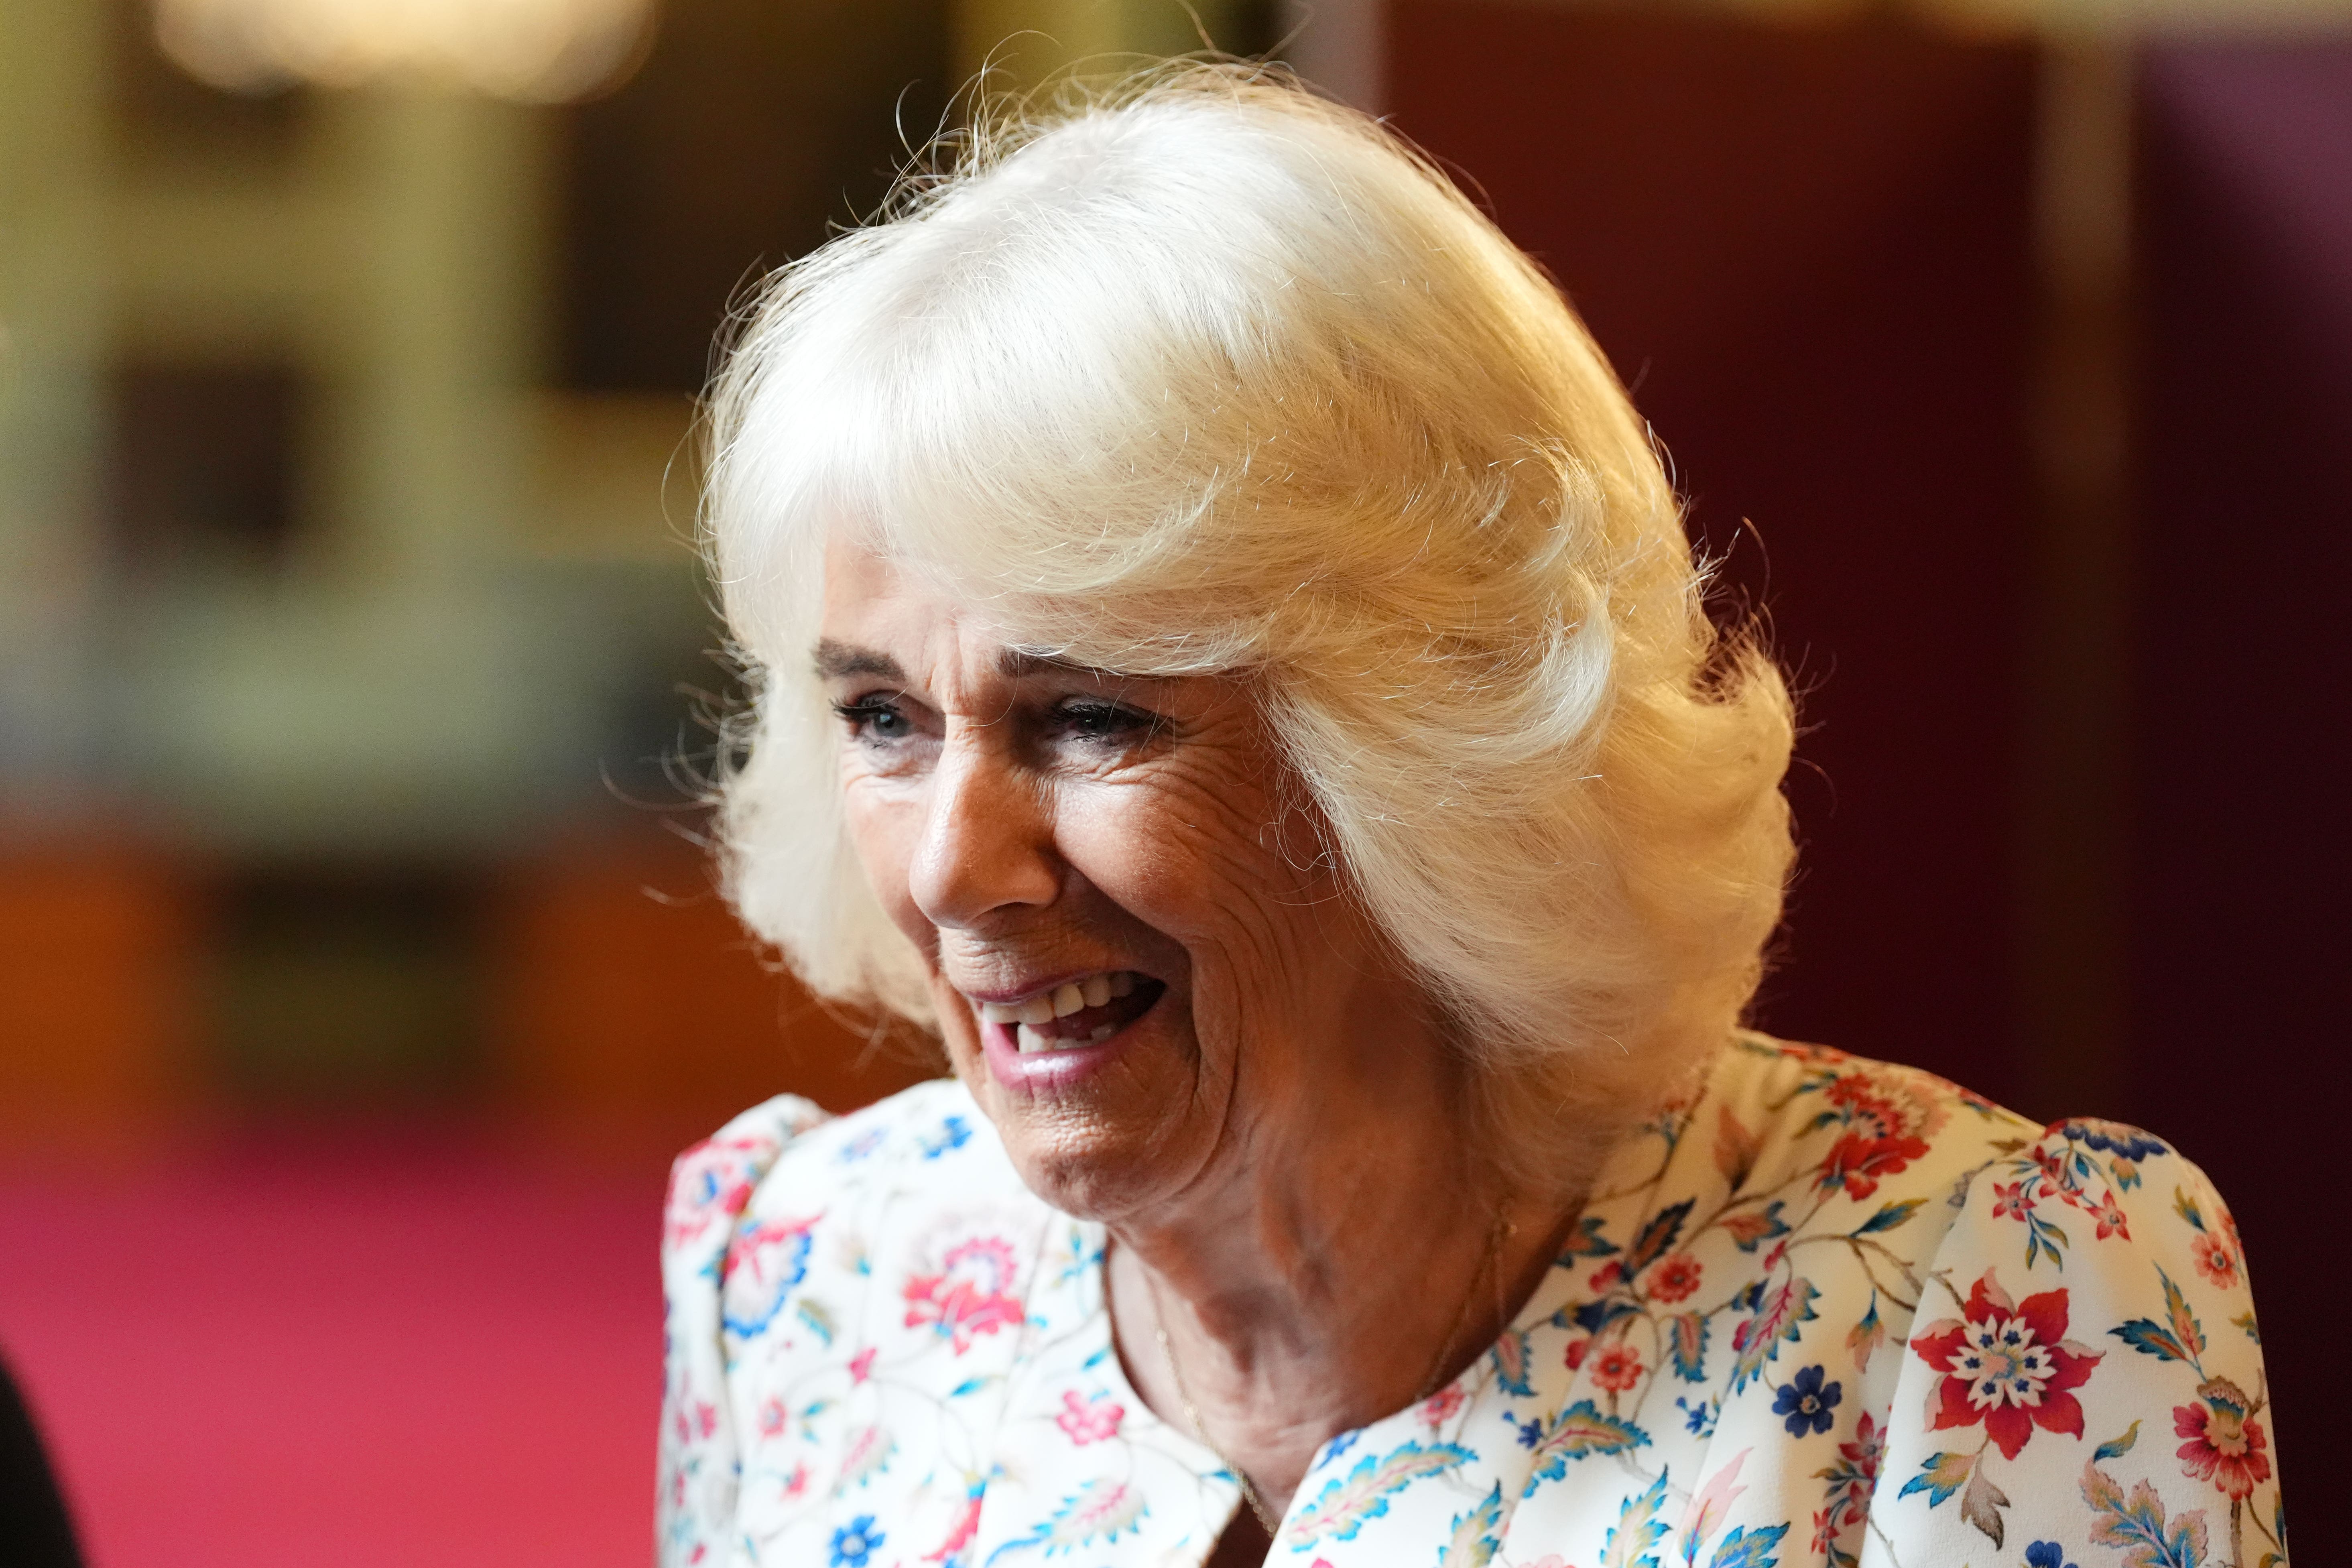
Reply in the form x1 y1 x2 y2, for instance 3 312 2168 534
1700 1030 2042 1209
1694 1039 2279 1562
661 1077 996 1276
656 1077 1023 1566
1881 1116 2277 1558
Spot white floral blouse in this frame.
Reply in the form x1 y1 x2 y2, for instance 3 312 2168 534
657 1034 2285 1568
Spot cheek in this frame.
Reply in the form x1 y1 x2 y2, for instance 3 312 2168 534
841 782 933 952
1059 773 1302 964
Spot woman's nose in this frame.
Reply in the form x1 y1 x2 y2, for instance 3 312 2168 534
907 735 1060 930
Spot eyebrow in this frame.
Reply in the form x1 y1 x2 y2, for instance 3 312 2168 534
812 640 905 681
812 641 1136 687
996 649 1116 681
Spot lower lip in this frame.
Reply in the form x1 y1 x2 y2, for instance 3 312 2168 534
978 1008 1151 1093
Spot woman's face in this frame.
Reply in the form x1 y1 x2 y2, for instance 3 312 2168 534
817 538 1434 1221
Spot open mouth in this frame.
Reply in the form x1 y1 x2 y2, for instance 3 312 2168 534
971 971 1166 1054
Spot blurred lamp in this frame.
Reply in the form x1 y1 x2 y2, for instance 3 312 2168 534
153 0 655 104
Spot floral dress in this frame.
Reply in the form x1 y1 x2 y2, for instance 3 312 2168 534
658 1034 2285 1568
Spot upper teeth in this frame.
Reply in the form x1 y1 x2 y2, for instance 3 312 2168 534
974 970 1136 1026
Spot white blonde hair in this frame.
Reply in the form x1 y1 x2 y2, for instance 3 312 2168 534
703 65 1795 1182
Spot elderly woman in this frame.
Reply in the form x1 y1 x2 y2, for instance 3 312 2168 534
657 70 2281 1568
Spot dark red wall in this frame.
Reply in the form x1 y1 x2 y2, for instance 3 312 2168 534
1388 4 2040 1104
2130 37 2352 1500
1388 0 2349 1496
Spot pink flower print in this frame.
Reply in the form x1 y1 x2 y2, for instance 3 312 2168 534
721 1217 817 1337
1418 1384 1468 1426
756 1398 787 1438
2091 1190 2131 1241
1055 1389 1126 1445
2174 1377 2271 1500
923 1489 982 1562
848 1347 877 1383
902 1234 1027 1353
664 1135 773 1248
2191 1232 2240 1291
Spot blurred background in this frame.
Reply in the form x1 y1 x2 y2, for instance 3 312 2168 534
1 0 2344 1560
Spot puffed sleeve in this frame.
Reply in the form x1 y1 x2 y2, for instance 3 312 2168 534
657 1095 832 1568
1863 1120 2285 1568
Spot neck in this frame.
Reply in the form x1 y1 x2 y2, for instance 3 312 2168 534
1103 1036 1581 1516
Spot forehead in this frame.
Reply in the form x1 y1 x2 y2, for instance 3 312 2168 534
817 533 981 672
820 533 1107 695
816 534 1207 707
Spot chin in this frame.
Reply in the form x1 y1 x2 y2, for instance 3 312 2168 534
943 1004 1213 1224
999 1112 1185 1221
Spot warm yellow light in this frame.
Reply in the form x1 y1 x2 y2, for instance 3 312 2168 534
154 0 656 103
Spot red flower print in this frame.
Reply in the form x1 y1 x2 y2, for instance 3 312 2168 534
1590 1340 1644 1393
1990 1181 2035 1222
1815 1074 1939 1200
1909 1270 2101 1460
1565 1336 1590 1371
1055 1389 1126 1445
2174 1378 2270 1500
1588 1259 1624 1293
2191 1232 2239 1291
902 1235 1027 1353
1649 1251 1703 1303
2090 1191 2130 1241
1820 1129 1931 1201
1419 1384 1467 1426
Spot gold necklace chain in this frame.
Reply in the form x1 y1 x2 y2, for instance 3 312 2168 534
1142 1212 1512 1542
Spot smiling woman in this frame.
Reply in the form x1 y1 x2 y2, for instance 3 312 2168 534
658 65 2285 1568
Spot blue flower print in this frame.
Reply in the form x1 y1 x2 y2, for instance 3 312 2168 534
1508 1413 1543 1448
2051 1120 2167 1161
1312 1430 1361 1472
919 1114 973 1159
2023 1545 2079 1568
829 1515 884 1566
1771 1364 1842 1437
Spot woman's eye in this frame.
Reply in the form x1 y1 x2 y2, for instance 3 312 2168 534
1056 701 1151 742
833 698 912 741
